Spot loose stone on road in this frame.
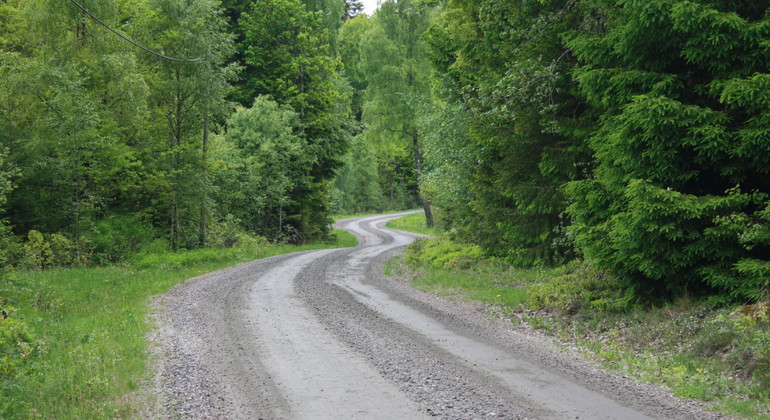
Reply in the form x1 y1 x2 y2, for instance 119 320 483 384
150 212 719 419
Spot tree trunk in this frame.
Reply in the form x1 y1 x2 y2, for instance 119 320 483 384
74 188 83 266
411 128 433 227
199 96 209 247
170 67 183 250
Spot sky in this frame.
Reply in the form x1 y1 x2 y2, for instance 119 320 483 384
361 0 380 15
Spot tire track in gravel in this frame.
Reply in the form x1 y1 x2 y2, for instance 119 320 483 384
151 211 722 419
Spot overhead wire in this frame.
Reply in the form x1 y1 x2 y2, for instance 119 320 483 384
67 0 209 62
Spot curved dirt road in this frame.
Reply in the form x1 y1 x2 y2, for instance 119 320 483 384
151 212 717 419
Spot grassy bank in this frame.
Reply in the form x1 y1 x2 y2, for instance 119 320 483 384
333 209 420 221
384 211 436 236
0 230 356 419
389 216 770 419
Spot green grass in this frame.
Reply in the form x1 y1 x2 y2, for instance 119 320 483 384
568 304 770 419
394 236 770 419
394 236 534 309
409 263 530 308
385 212 437 236
0 229 356 419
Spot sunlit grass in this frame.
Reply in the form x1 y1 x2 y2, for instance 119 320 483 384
385 212 436 236
0 229 356 419
404 259 541 309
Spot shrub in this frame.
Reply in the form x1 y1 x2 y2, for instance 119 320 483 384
0 306 38 380
527 261 634 315
48 233 76 267
207 214 243 248
88 215 157 263
0 223 23 270
23 230 52 269
208 214 268 248
405 238 485 269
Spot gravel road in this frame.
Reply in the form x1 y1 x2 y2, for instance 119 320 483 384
149 212 722 419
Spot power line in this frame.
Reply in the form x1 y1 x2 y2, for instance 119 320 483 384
67 0 209 62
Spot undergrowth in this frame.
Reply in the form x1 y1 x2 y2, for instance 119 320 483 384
395 229 770 419
0 229 356 419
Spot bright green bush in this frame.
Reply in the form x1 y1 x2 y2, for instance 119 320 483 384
0 307 38 380
527 261 634 315
47 233 76 267
16 231 79 269
207 214 268 248
405 238 485 269
23 230 52 269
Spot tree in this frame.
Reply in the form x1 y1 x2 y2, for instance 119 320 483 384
239 0 350 239
417 101 476 235
0 0 155 261
422 0 588 265
338 14 371 122
564 0 770 300
359 0 435 224
215 96 313 239
344 0 365 20
139 0 235 249
333 134 383 213
302 0 346 52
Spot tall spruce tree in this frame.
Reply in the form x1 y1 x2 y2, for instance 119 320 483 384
565 0 770 300
423 0 588 265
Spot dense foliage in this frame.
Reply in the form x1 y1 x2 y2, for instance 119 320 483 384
1 0 768 301
422 0 589 265
564 0 770 300
416 0 768 302
0 0 351 268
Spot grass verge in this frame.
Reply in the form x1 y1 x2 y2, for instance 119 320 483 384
396 236 770 419
333 209 421 222
0 229 356 419
384 211 436 236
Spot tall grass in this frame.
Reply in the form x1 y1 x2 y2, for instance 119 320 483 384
0 229 356 419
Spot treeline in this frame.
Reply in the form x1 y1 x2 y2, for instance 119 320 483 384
2 0 768 301
339 0 770 302
332 0 434 215
0 0 359 267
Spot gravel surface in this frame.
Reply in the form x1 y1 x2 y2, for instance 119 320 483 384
147 212 725 419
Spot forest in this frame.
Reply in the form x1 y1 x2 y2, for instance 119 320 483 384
1 0 770 417
1 0 769 306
